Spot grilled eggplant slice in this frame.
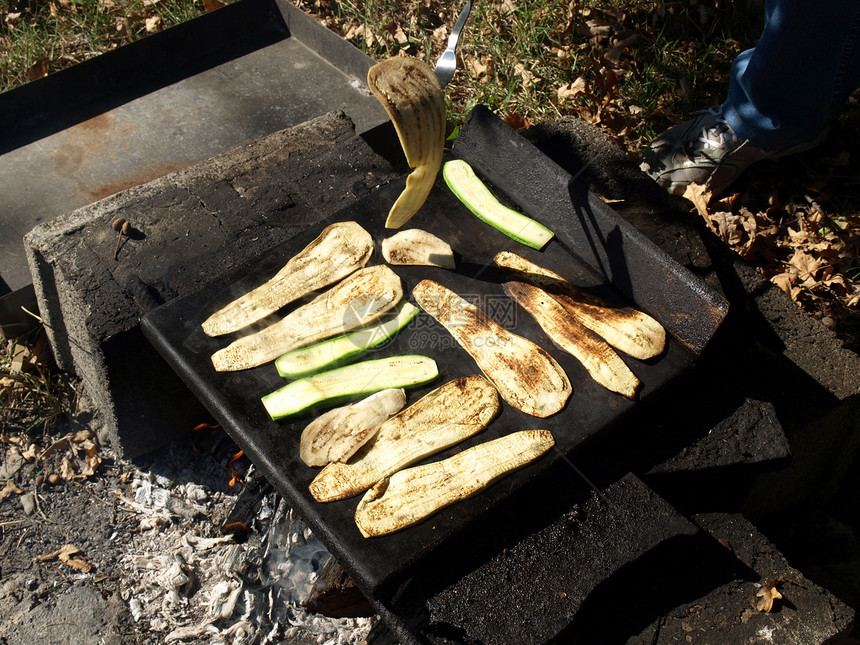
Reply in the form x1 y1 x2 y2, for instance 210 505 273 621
212 265 403 372
300 388 407 467
412 280 571 418
355 429 555 537
202 221 373 337
494 252 666 360
309 375 500 503
381 229 456 269
367 57 446 229
503 279 640 398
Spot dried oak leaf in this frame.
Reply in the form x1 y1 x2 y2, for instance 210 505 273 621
682 182 713 219
514 62 537 90
504 112 531 130
557 77 588 102
789 249 825 281
755 577 804 613
771 273 801 301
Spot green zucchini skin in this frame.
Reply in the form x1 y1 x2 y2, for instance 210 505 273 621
262 355 438 420
442 159 554 250
274 302 421 379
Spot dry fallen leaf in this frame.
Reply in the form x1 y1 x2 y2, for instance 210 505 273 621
756 583 782 612
514 62 537 90
755 578 794 613
557 77 587 102
682 182 713 219
145 15 163 33
771 273 800 300
0 480 23 502
464 53 488 76
33 544 94 573
60 456 78 480
504 112 531 130
789 249 824 281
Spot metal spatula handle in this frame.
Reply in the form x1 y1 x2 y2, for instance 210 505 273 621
434 0 473 87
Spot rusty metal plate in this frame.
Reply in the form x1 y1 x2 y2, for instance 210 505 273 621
0 0 387 296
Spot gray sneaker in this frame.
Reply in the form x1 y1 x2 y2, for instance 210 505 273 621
639 106 823 196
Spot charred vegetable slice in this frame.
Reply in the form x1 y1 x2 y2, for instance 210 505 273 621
262 355 438 421
503 279 640 398
494 252 666 360
300 388 407 467
274 301 421 379
367 57 446 229
212 265 403 372
355 430 555 537
381 229 456 269
412 280 571 418
202 221 373 337
309 375 500 502
443 159 554 250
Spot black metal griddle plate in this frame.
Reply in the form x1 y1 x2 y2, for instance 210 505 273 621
142 107 728 599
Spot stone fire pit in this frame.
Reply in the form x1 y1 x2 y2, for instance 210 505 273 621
16 104 860 642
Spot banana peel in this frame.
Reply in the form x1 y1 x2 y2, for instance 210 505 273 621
367 57 446 229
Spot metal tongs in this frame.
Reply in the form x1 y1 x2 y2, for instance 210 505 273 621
434 0 474 88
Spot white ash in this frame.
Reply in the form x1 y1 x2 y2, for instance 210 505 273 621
116 453 375 644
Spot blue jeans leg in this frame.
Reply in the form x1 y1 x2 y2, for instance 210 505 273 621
723 0 860 152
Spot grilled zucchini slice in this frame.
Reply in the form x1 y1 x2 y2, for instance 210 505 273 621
262 355 438 421
443 159 554 250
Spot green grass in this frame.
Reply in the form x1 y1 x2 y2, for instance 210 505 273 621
0 0 215 92
1 329 72 435
0 0 766 150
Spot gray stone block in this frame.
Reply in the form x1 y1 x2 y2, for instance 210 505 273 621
24 110 398 457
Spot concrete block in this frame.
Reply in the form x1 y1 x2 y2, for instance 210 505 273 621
24 110 398 457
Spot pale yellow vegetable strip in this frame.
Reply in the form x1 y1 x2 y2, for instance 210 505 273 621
367 57 446 229
300 389 407 467
381 229 456 269
211 265 402 372
202 221 373 337
503 279 640 398
494 252 666 360
309 375 500 502
355 429 555 538
412 279 571 418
